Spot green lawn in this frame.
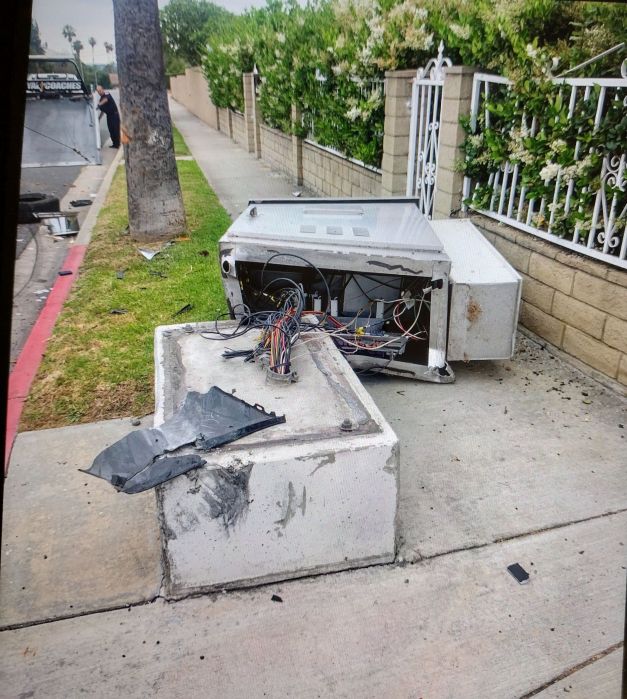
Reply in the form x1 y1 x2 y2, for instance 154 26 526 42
21 155 231 430
172 125 191 156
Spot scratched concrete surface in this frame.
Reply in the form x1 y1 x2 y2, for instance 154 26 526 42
1 417 162 629
1 98 625 696
1 514 624 698
364 335 627 561
1 334 625 697
533 647 623 698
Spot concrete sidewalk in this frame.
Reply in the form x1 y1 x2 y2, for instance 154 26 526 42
169 98 313 219
1 100 625 697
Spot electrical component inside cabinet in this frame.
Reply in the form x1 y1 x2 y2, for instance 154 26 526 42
218 199 454 382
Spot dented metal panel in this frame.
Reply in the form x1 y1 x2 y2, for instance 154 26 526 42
431 219 522 361
219 198 454 382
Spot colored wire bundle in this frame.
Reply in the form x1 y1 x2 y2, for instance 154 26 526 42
201 253 431 375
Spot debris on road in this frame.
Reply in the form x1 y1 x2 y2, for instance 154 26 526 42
271 594 283 603
173 303 193 317
38 212 80 237
507 563 530 584
58 270 73 277
137 242 172 261
69 199 92 207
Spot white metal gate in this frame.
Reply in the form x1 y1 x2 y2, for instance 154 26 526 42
406 42 452 218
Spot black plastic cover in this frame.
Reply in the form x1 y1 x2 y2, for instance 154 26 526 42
82 387 285 493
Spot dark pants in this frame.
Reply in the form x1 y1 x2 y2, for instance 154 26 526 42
106 112 120 148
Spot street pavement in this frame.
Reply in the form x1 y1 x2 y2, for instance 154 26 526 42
0 96 625 698
11 107 117 367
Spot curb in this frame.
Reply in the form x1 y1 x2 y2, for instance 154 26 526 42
5 148 124 472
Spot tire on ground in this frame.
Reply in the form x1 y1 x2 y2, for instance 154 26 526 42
18 192 61 224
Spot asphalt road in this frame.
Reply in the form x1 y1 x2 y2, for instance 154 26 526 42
11 92 119 366
16 89 118 259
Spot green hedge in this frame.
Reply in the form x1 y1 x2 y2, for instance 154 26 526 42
198 0 626 168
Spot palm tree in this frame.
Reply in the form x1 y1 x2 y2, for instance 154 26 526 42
88 37 97 63
72 39 84 64
88 37 97 83
104 41 114 67
111 0 185 239
62 24 76 52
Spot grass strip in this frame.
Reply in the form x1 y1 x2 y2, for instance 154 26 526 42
21 157 231 430
172 124 191 156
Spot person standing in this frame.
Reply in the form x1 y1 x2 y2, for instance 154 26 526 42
96 84 120 148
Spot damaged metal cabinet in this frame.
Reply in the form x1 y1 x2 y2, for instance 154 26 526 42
218 199 522 382
430 219 522 361
154 322 399 597
219 199 454 382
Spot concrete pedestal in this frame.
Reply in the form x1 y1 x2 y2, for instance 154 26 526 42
154 322 399 597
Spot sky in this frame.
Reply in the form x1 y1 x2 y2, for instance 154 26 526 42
32 0 267 64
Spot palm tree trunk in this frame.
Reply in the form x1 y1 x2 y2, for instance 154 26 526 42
112 0 186 241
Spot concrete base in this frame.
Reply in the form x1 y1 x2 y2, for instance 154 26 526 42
154 323 399 597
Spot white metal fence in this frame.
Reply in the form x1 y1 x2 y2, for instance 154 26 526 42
406 42 452 218
463 72 627 269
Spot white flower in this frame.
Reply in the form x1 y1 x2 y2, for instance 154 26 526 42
346 106 361 121
359 46 372 65
526 44 538 59
468 133 484 148
332 61 349 76
277 32 286 44
367 16 384 42
366 87 382 106
539 162 560 182
450 23 471 40
550 139 567 154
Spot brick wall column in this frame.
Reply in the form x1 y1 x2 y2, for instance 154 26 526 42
432 65 476 219
292 104 303 186
380 69 415 196
242 73 256 154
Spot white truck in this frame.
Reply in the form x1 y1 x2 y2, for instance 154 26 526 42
22 56 101 167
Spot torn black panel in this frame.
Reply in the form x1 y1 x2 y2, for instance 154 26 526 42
194 390 286 450
120 455 206 494
82 387 285 493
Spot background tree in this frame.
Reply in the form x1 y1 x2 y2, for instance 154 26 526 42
88 37 97 83
62 24 76 52
104 41 114 58
160 0 232 72
112 0 186 240
30 20 45 54
72 39 84 64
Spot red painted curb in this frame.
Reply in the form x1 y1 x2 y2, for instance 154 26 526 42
5 243 88 471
